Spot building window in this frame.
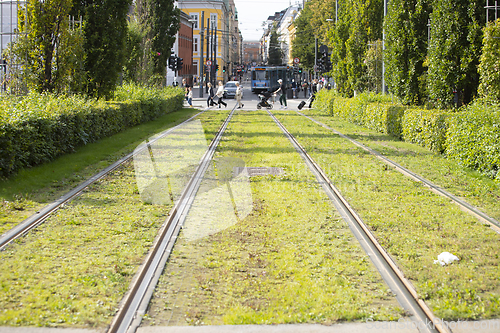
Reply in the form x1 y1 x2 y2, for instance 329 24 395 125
210 13 217 29
190 13 199 29
194 36 198 52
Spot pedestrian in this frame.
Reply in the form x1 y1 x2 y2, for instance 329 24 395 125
207 82 215 107
216 81 227 108
291 79 297 98
309 79 318 108
187 86 193 107
273 79 287 109
235 82 244 109
302 80 309 98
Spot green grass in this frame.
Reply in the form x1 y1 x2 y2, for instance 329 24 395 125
143 111 405 327
276 109 500 321
298 108 500 222
0 108 201 236
0 109 230 328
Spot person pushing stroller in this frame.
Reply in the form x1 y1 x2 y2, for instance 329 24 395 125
273 79 287 109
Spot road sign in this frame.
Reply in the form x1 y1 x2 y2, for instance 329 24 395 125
206 60 212 66
293 57 300 64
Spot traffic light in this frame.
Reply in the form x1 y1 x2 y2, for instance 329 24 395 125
215 64 219 71
223 66 226 73
317 56 324 72
168 55 176 70
325 53 332 72
176 57 183 71
298 67 302 74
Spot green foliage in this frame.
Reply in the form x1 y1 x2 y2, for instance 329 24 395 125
384 0 430 105
478 20 500 102
123 19 145 83
11 0 73 93
0 84 184 178
329 0 383 96
364 103 405 138
402 109 451 153
291 3 315 70
73 0 131 99
268 24 283 66
428 0 485 108
445 100 500 181
316 90 403 137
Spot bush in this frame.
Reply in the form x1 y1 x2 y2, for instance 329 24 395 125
0 84 184 178
402 109 451 153
445 100 500 181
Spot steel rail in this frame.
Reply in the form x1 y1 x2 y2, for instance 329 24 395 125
0 109 211 250
294 110 500 234
268 110 449 333
107 105 237 333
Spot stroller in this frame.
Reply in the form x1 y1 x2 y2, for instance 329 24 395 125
256 91 273 110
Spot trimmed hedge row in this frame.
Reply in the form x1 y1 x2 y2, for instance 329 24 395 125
315 90 500 181
0 84 184 178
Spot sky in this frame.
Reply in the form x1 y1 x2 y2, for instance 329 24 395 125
234 0 304 41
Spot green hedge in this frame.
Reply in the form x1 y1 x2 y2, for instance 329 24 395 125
445 101 500 181
0 84 184 178
315 90 500 181
402 109 451 153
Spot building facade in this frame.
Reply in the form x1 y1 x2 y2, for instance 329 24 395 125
177 0 242 85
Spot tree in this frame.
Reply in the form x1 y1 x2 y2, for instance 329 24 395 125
14 0 73 93
136 0 180 85
72 0 131 99
330 0 383 96
384 0 430 105
268 25 283 66
291 3 315 70
428 0 484 107
478 19 500 102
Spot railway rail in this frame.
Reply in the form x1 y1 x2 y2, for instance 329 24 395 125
267 110 448 333
293 110 500 234
107 105 238 333
0 109 211 250
2 104 495 332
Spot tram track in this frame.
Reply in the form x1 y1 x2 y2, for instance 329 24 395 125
267 110 447 333
107 105 238 333
0 109 211 250
293 110 500 234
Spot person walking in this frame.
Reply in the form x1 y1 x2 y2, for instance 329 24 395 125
274 79 287 109
235 82 244 109
187 86 193 107
308 79 318 108
207 82 215 107
216 81 227 108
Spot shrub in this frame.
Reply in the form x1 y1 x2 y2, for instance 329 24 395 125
0 85 184 178
402 108 451 153
445 100 500 180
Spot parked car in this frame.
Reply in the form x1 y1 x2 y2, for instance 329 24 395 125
223 81 239 99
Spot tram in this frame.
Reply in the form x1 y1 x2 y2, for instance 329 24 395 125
251 66 292 93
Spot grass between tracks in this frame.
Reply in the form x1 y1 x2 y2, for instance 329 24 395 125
142 111 405 326
0 109 229 327
275 109 500 321
0 108 201 236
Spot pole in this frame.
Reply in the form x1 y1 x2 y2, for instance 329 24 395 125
199 11 204 98
206 18 210 92
314 37 318 80
214 28 218 84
